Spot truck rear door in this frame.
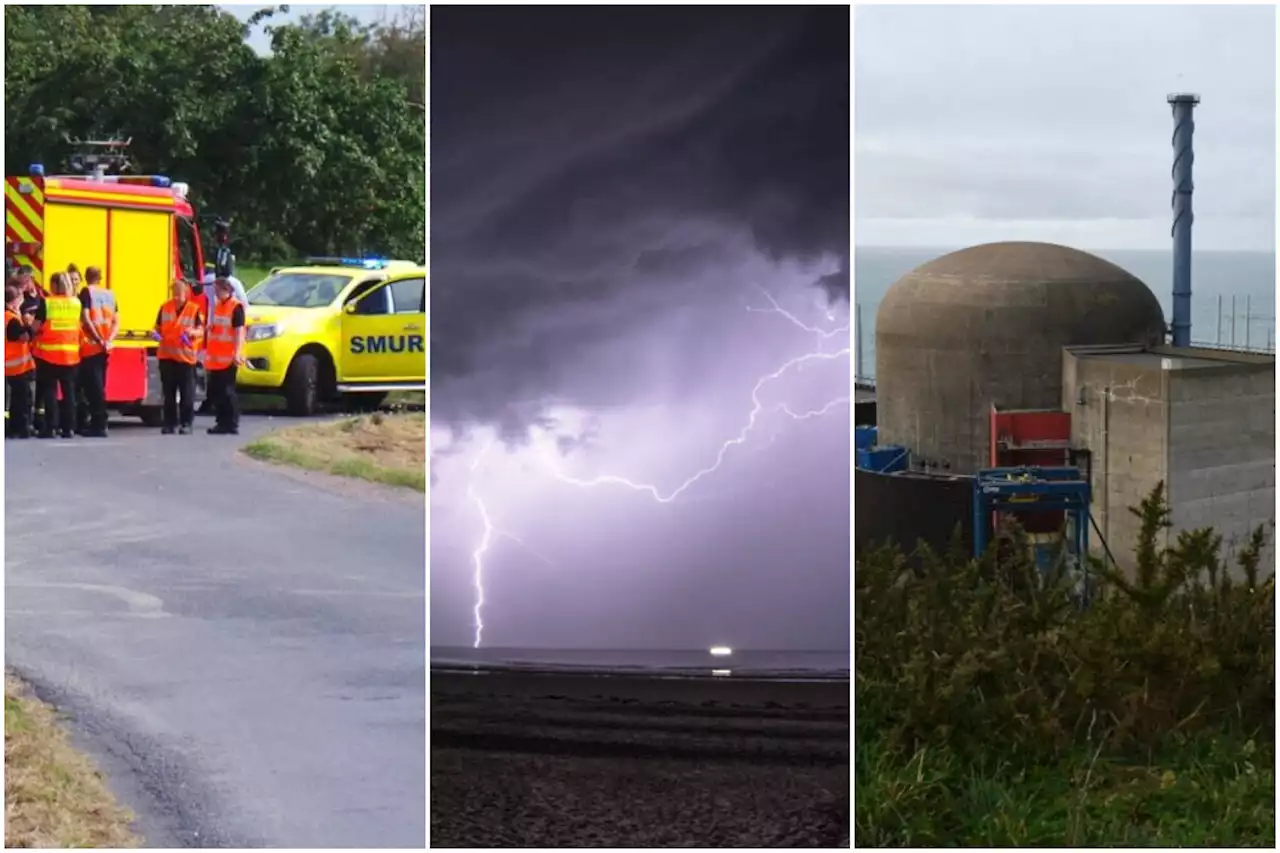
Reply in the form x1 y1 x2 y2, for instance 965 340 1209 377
109 209 172 340
45 201 108 280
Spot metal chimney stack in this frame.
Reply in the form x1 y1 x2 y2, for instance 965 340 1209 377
1168 92 1199 348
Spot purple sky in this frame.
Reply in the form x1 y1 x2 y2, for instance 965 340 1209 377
430 8 850 650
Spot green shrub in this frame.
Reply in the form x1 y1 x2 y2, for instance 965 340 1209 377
856 482 1274 761
856 482 1275 846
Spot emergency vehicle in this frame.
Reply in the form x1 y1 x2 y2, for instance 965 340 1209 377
239 258 426 416
5 162 209 425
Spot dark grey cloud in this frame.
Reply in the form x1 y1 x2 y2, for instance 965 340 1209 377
855 4 1275 250
431 6 850 428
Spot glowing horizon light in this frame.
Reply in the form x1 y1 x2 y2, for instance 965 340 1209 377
709 646 733 657
711 668 732 676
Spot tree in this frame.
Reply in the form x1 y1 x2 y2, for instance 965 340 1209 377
4 4 425 262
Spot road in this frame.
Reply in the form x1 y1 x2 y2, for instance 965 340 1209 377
5 414 425 848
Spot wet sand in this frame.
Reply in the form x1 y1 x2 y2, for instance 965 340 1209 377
430 670 849 848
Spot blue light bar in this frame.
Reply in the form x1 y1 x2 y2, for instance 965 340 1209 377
152 176 172 188
305 256 388 270
29 164 44 177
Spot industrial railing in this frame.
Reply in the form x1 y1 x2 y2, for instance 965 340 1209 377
1208 294 1275 353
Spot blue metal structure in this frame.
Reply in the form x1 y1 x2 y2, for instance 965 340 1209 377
972 467 1090 564
1168 93 1200 348
857 444 909 473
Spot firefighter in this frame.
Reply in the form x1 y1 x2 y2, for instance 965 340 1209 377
77 266 118 437
203 277 246 435
196 270 249 415
5 284 35 438
30 272 102 439
152 278 204 435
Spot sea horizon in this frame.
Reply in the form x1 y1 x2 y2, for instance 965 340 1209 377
430 645 851 678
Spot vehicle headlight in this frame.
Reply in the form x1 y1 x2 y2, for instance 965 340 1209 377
246 323 283 342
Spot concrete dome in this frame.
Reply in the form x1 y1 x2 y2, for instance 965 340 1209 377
875 241 1166 474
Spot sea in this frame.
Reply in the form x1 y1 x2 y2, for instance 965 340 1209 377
854 247 1277 380
430 646 850 681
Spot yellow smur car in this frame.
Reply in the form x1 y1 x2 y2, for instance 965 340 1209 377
238 258 426 415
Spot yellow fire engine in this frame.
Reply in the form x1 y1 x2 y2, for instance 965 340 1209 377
5 162 209 424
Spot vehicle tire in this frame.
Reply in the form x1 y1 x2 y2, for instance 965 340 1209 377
342 392 387 413
284 354 320 417
138 406 164 427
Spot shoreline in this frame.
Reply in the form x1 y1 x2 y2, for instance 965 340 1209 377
431 668 849 847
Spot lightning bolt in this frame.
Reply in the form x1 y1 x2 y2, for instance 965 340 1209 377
465 285 849 646
543 289 850 503
467 440 558 649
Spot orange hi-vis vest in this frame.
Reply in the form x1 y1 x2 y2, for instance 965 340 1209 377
5 309 34 377
157 299 203 365
35 295 82 367
80 286 117 358
204 298 242 371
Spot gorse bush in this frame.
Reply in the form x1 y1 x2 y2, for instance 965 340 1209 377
856 482 1274 762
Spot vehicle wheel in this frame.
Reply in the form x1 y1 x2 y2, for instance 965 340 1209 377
284 354 320 417
138 406 164 427
342 392 387 413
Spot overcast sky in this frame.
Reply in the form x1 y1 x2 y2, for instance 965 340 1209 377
855 4 1275 251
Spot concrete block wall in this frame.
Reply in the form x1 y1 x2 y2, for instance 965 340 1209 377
1061 352 1169 571
1168 365 1275 577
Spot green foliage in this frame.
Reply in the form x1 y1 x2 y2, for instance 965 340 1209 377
856 482 1275 845
5 5 424 263
856 731 1273 847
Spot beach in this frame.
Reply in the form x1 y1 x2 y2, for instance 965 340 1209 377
430 670 849 848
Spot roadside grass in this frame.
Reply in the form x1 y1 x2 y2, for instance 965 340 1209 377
243 411 426 491
235 264 274 288
856 721 1273 847
5 676 140 849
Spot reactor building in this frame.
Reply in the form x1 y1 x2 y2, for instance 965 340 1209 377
856 93 1275 577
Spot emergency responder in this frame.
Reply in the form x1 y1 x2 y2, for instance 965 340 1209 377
16 266 46 432
31 272 103 438
5 284 35 438
77 266 118 437
16 266 41 319
153 278 204 435
204 277 247 435
66 263 82 292
196 270 249 415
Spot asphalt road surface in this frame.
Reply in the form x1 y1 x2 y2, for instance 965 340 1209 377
5 413 426 848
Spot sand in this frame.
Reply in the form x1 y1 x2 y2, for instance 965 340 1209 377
430 670 849 848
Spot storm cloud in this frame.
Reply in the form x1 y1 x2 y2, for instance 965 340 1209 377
431 6 850 429
855 4 1275 250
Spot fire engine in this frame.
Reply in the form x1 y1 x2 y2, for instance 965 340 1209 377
5 140 210 425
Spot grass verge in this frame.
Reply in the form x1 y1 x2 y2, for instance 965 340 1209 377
5 676 140 848
235 264 274 288
243 411 426 491
856 720 1273 846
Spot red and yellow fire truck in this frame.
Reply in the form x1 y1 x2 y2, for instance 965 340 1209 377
5 163 209 424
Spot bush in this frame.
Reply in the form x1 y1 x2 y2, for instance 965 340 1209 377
856 482 1275 845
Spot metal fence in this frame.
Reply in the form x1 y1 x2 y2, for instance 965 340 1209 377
1208 294 1275 353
